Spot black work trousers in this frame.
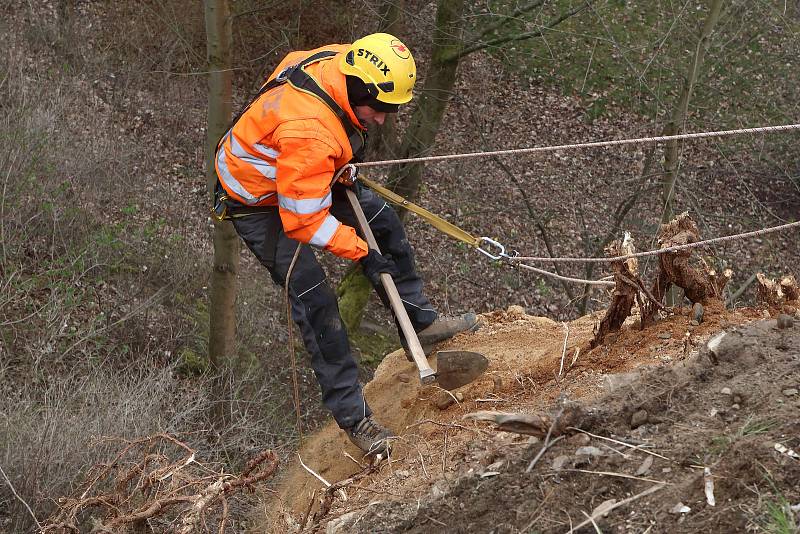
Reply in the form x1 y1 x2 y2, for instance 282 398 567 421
231 186 437 429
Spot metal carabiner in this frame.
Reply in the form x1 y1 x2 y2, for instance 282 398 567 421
476 237 508 261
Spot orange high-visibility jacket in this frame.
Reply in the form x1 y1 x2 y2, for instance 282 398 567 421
215 44 369 261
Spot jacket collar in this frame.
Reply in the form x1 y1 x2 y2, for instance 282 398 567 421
317 53 366 131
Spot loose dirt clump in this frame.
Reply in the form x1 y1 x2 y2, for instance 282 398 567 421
349 317 800 533
260 304 797 533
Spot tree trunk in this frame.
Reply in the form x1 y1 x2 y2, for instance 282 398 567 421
660 0 724 305
365 0 405 161
661 0 724 224
388 0 465 206
337 0 410 334
204 0 239 374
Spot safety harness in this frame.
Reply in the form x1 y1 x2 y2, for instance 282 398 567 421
209 52 506 260
212 50 366 221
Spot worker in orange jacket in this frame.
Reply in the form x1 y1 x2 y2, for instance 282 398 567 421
213 33 477 456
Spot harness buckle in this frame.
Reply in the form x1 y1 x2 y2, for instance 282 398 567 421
211 193 230 222
275 65 294 83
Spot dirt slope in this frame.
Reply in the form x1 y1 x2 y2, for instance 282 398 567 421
258 304 800 533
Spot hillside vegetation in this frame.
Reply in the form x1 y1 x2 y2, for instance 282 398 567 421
0 1 798 532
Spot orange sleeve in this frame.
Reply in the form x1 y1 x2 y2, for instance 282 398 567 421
274 127 368 261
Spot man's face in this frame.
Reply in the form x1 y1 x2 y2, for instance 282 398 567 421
354 105 387 127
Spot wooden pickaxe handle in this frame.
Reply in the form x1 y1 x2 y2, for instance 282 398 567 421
345 188 436 384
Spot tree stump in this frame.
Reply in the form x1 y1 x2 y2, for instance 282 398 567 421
591 234 640 348
643 213 731 323
756 273 799 315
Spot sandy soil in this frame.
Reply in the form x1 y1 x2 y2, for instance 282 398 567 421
258 303 799 533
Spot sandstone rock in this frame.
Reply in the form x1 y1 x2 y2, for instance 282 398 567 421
691 302 704 324
326 511 360 534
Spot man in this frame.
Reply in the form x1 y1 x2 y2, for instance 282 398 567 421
213 33 477 456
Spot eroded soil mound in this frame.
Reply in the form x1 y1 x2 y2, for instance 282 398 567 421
263 306 799 533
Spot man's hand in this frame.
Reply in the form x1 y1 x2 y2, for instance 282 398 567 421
360 249 398 284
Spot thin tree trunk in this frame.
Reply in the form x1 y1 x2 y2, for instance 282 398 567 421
661 0 724 224
365 0 405 161
661 0 723 305
388 0 465 207
205 0 239 374
338 0 408 334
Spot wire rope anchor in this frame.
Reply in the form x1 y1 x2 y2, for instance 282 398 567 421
476 237 512 261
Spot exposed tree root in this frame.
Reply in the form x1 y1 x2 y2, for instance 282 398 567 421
41 434 278 534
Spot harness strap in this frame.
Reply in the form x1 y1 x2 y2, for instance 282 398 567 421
219 50 365 158
282 52 366 160
358 175 482 248
213 50 367 220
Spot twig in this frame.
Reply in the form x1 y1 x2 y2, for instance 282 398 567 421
0 463 41 530
526 436 565 473
558 322 569 377
569 347 581 370
581 510 603 534
407 418 492 436
344 452 365 470
527 407 565 473
298 489 316 532
566 484 665 534
431 385 460 405
567 428 671 461
442 429 448 477
561 469 667 485
297 454 332 488
425 515 448 527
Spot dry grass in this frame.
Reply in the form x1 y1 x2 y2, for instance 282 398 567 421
0 4 309 531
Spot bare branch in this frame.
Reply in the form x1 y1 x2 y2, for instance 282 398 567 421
450 1 593 61
472 0 546 41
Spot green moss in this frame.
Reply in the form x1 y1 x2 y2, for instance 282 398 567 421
178 347 210 375
336 266 372 333
349 329 400 369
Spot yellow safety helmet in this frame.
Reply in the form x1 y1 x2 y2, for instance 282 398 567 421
340 33 416 108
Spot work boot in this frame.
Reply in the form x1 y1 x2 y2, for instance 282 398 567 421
345 416 395 457
403 312 479 361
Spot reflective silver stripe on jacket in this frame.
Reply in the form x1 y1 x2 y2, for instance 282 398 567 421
216 149 275 205
278 192 333 215
309 215 339 248
253 143 280 159
230 135 277 179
